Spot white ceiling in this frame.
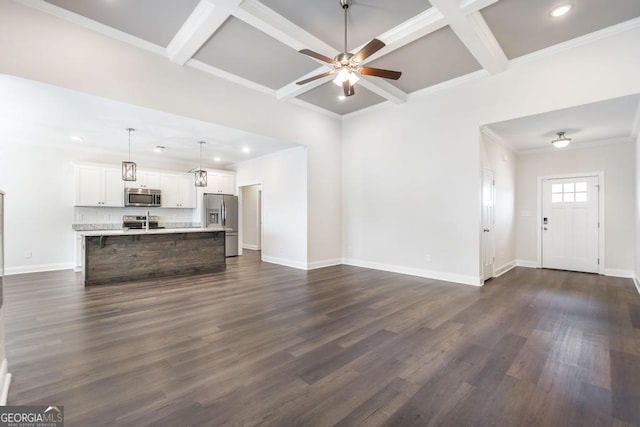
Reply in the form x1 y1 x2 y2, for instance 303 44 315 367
0 75 300 169
484 94 640 152
16 0 640 116
4 0 640 163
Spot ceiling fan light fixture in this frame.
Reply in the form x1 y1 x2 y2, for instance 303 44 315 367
333 69 359 86
551 131 572 148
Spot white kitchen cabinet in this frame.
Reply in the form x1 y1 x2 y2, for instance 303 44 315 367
124 171 162 189
75 165 124 207
161 173 196 208
207 173 236 195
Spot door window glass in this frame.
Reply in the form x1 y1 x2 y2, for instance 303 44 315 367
552 182 588 203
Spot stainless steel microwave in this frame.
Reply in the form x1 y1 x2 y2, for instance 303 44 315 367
125 188 161 207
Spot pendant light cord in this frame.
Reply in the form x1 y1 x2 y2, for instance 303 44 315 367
128 128 131 162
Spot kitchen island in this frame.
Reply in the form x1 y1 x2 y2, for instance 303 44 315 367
82 228 226 286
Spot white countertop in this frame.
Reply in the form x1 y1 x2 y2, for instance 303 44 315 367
81 227 228 237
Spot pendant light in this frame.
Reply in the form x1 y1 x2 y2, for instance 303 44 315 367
122 128 137 181
194 141 207 187
551 131 572 148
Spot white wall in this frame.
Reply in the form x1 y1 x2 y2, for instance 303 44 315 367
0 0 342 267
516 142 636 275
481 132 517 276
241 184 261 250
235 147 307 269
342 24 640 285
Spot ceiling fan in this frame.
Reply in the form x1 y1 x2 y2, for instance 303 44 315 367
296 0 402 98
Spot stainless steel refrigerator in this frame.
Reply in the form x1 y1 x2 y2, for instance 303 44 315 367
203 193 238 257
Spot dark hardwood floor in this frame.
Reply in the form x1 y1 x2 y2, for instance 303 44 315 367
4 251 640 426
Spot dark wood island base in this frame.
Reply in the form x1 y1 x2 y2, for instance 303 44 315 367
83 230 225 286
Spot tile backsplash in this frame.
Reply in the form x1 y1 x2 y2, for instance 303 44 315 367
74 207 197 225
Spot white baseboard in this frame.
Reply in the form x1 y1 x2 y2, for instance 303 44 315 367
4 262 74 276
516 259 538 268
261 255 308 270
342 258 481 287
604 269 635 278
307 258 342 270
242 244 260 250
634 277 640 296
0 358 11 405
495 260 517 278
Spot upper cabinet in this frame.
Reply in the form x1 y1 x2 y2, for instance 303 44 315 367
161 173 195 208
74 164 233 208
124 171 161 189
207 172 236 195
75 165 124 207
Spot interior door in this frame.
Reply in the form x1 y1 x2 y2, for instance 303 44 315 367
482 169 495 281
542 176 599 273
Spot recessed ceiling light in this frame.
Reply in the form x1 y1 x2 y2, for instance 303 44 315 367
213 156 221 162
338 95 346 101
70 136 83 142
153 145 166 153
242 147 250 153
550 4 572 17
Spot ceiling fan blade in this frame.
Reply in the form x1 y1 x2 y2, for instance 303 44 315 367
299 49 335 65
343 80 355 97
351 39 385 63
359 67 402 80
296 71 335 85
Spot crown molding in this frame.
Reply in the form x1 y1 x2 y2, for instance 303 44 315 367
480 126 517 152
185 59 276 96
14 0 166 56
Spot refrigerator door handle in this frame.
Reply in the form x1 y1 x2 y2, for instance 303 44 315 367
222 200 226 226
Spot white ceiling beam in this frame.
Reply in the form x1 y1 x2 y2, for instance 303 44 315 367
429 0 508 74
459 0 500 14
359 7 447 64
358 77 407 104
167 0 242 65
234 0 338 56
277 67 334 100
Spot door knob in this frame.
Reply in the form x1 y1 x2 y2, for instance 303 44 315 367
543 227 547 230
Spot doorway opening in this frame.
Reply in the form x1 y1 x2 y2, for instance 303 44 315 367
538 173 604 274
482 168 495 282
240 184 262 252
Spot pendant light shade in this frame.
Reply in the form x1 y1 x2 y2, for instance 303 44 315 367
195 141 207 187
122 128 137 181
551 131 572 148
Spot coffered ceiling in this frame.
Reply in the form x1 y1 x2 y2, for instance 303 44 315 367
16 0 640 116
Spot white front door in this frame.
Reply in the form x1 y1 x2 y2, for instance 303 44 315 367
542 176 599 273
482 168 495 281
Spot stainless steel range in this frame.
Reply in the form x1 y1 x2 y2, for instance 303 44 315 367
122 215 163 229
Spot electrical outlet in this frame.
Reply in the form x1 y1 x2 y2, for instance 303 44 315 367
24 251 32 258
425 254 431 263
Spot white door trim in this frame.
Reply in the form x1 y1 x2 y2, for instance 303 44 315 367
536 171 605 274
